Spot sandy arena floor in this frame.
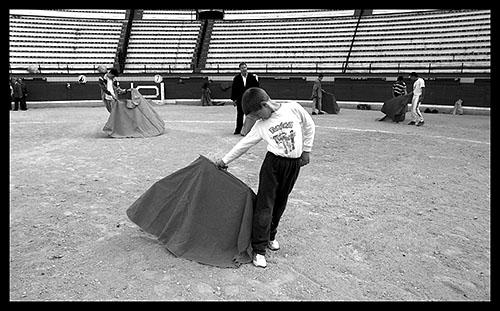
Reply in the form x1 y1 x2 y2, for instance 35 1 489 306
9 103 490 301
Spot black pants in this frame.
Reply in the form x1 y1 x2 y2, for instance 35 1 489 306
252 152 301 255
13 97 27 110
234 101 244 134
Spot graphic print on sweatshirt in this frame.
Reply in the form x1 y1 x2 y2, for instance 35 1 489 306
269 121 296 154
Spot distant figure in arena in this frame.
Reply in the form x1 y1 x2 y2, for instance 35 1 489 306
98 68 128 113
12 77 28 111
311 73 325 115
9 79 13 110
379 76 408 122
452 98 464 115
201 81 213 106
201 81 224 107
408 72 426 126
231 62 260 135
97 67 165 138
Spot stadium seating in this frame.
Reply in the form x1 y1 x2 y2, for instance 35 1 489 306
202 16 359 74
141 10 197 20
9 9 490 76
123 16 201 74
223 9 356 19
201 9 490 75
346 9 491 74
9 10 125 74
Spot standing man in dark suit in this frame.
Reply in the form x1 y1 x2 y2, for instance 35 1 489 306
231 62 259 135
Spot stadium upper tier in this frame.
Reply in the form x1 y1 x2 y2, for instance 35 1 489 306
202 9 490 75
9 9 490 76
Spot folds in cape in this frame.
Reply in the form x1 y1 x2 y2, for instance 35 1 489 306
381 94 412 122
126 155 255 268
103 88 165 138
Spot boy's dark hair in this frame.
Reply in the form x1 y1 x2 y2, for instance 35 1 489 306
242 87 270 115
238 62 247 68
397 75 404 81
318 73 324 78
109 68 120 76
409 72 418 77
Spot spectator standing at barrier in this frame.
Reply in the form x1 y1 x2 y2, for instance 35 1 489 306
408 72 425 126
452 98 464 115
201 81 212 106
9 79 13 110
215 87 315 268
392 75 407 98
12 77 28 111
311 73 325 115
231 62 260 135
98 68 129 113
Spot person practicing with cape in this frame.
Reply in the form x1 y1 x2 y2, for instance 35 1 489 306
215 87 316 268
97 67 165 138
98 67 129 113
378 75 408 122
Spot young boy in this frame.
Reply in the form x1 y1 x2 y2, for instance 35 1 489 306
98 67 129 113
392 75 407 98
215 87 316 268
408 72 426 126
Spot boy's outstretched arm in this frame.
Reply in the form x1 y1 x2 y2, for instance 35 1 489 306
214 128 262 170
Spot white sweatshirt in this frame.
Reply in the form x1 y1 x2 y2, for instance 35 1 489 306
222 101 315 165
412 77 425 96
105 77 116 100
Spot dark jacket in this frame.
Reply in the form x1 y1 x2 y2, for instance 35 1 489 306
12 80 27 99
98 75 127 100
230 73 259 103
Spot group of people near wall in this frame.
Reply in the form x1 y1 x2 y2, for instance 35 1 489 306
201 63 432 134
378 72 427 125
9 77 28 111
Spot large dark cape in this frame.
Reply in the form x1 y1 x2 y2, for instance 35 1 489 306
103 88 165 138
126 155 255 268
322 92 340 114
381 94 412 122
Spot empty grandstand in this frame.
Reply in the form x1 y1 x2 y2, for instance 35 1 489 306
8 9 490 107
9 10 126 74
202 9 490 75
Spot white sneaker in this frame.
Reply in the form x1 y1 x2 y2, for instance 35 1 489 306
268 240 280 251
253 253 267 268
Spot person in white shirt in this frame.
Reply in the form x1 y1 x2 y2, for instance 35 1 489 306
408 72 426 126
215 87 315 268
